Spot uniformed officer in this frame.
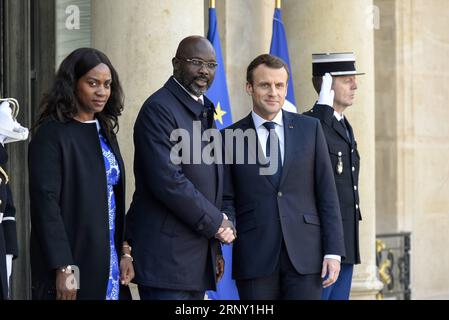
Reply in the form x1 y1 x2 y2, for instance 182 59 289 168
0 99 29 299
303 52 364 300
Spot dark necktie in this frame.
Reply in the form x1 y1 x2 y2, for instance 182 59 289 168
263 121 282 188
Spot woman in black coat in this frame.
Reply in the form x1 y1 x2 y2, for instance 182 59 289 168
29 48 134 300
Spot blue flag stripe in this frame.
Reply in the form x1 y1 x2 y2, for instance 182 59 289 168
269 8 297 109
206 8 233 130
206 7 239 300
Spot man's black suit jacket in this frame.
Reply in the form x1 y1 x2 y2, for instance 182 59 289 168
126 77 223 291
222 110 345 280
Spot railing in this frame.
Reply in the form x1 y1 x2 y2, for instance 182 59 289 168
375 232 411 300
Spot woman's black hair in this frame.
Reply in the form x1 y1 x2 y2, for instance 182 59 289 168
37 47 124 135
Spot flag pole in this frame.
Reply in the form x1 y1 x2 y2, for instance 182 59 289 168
275 0 281 9
210 0 215 9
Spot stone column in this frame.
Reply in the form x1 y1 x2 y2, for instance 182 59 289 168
91 0 205 206
283 0 382 298
375 0 449 299
217 0 274 122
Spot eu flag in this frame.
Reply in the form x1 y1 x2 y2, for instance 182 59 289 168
269 8 297 112
205 6 239 300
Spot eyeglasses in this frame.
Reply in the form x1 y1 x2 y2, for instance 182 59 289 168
178 58 218 70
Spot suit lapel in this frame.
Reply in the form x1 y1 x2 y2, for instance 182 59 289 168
239 113 278 190
331 117 351 145
279 111 298 186
312 103 352 146
241 113 265 167
345 118 356 148
211 119 223 206
164 76 203 118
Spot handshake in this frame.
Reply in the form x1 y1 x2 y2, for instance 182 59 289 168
215 213 237 244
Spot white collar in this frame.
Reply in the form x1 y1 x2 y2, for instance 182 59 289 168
173 77 204 103
251 110 283 129
333 110 345 122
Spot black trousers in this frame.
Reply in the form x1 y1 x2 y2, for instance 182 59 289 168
236 241 322 300
138 285 204 300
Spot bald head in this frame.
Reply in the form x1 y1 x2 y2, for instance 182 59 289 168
175 36 215 60
172 36 217 97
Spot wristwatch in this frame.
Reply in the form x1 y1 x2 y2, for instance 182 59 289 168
121 253 134 262
60 265 73 274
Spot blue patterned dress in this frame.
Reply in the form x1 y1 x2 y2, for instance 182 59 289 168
97 124 120 300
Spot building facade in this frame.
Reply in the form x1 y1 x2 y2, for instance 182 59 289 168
1 0 448 299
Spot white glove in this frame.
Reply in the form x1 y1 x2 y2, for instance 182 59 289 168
317 73 335 107
6 254 13 291
0 101 16 132
0 101 29 144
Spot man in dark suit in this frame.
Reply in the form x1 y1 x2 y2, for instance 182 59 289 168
222 54 345 300
303 52 363 300
126 36 236 300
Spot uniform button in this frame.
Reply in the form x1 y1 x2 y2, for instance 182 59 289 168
338 152 342 156
356 204 359 210
0 199 2 205
352 167 355 172
354 186 357 191
278 192 283 197
351 149 354 153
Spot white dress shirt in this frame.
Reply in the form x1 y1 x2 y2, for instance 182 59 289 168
333 110 344 122
251 111 284 164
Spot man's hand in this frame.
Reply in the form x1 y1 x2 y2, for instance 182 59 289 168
215 254 225 283
317 73 335 107
215 214 237 244
120 242 135 286
321 258 341 288
55 268 77 300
